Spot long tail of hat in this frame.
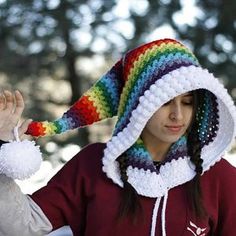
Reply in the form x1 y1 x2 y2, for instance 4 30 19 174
26 60 124 137
26 38 199 138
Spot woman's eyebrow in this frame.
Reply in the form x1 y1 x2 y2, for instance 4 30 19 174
183 92 194 96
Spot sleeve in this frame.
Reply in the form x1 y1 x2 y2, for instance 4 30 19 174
31 143 104 234
0 140 7 146
213 159 236 235
0 174 52 236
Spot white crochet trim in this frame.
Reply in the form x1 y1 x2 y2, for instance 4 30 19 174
102 65 236 197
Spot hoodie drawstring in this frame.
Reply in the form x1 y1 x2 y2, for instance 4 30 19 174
150 197 161 236
161 192 168 236
150 192 169 236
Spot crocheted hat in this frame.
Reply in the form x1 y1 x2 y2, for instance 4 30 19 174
27 58 123 136
27 38 236 198
26 39 200 136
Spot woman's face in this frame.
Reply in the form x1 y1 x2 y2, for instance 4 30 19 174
142 92 194 146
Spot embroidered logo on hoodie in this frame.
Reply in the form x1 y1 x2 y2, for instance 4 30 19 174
187 221 207 236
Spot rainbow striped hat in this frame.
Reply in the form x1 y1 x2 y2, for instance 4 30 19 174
26 39 200 137
27 38 236 197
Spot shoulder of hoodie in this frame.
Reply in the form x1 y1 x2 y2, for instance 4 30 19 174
75 142 106 162
201 158 236 194
61 142 107 174
46 143 107 186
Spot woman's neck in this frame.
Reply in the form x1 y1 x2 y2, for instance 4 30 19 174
141 132 171 162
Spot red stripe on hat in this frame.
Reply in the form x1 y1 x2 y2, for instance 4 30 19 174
123 39 178 81
73 96 100 125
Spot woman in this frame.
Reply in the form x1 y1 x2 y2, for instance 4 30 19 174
0 38 236 236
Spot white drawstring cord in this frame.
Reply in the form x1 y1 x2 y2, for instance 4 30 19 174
150 192 169 236
161 192 168 236
150 197 161 236
13 124 20 142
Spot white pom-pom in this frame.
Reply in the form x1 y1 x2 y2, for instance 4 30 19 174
0 126 43 180
0 140 42 180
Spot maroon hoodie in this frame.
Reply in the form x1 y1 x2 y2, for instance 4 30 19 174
31 143 236 236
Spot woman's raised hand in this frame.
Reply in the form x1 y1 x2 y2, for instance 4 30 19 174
0 90 32 141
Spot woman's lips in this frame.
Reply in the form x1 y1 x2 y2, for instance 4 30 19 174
165 125 183 133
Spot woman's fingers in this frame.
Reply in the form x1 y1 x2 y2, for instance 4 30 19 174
14 90 25 117
0 93 5 111
3 90 14 112
3 91 25 127
18 119 32 138
0 90 31 141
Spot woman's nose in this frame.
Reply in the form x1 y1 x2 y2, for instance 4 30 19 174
169 104 183 121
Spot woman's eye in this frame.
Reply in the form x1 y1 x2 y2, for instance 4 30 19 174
162 97 193 106
182 100 193 105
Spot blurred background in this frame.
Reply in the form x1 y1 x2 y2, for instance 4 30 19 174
0 0 235 235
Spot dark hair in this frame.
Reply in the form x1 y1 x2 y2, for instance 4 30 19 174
117 155 143 223
117 90 207 222
187 125 206 218
187 89 208 218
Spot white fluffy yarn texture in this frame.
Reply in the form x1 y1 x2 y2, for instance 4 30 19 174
0 140 42 180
